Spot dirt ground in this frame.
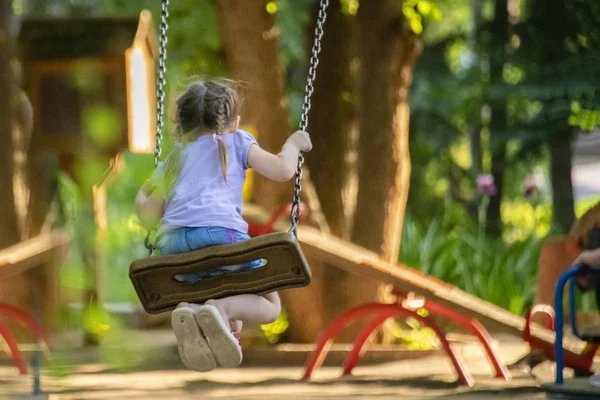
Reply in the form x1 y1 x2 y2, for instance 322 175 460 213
0 328 587 399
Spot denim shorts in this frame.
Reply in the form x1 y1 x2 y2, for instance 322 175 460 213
159 226 263 283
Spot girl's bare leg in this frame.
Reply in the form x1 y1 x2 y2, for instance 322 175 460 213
230 320 243 333
205 292 281 330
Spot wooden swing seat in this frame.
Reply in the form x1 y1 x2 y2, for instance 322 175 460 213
130 231 311 314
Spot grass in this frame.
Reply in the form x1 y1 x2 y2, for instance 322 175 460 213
399 217 541 315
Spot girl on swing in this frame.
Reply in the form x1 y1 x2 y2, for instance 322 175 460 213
135 79 312 372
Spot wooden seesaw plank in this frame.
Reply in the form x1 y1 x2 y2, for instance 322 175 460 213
0 230 70 279
243 204 586 354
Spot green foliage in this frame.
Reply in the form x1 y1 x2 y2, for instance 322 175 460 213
275 0 313 68
403 0 442 35
167 0 222 78
569 102 600 132
83 106 121 148
275 0 321 127
400 216 541 315
401 202 600 315
261 309 290 343
104 152 157 302
340 0 359 16
507 1 600 135
421 0 471 43
409 0 600 240
394 317 439 350
576 196 600 219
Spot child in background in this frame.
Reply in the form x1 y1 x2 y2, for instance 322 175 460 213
572 228 600 387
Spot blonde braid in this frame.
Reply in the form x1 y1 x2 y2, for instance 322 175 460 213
215 98 229 181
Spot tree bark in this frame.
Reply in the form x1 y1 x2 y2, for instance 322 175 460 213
280 0 358 343
304 0 356 240
487 148 506 236
532 0 575 233
217 0 329 343
353 1 418 259
216 0 292 212
486 0 509 236
550 130 576 233
12 84 34 240
346 1 419 341
0 1 55 342
0 1 19 250
469 0 483 177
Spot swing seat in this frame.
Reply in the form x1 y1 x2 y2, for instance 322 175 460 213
130 232 311 314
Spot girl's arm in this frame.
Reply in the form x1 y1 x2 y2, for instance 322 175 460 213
575 248 600 267
135 180 165 230
248 130 312 182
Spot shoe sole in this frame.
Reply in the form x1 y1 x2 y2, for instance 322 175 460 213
171 307 216 372
194 305 242 368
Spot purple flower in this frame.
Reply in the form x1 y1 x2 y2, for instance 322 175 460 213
476 174 497 196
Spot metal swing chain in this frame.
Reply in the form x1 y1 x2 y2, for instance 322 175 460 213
144 0 325 249
145 0 170 255
290 0 329 236
154 0 170 167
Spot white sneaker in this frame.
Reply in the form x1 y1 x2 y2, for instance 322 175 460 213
194 305 243 368
171 307 216 372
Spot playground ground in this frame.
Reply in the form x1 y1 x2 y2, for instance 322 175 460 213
1 328 571 400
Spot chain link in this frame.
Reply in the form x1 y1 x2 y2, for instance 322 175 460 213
146 0 326 248
290 0 329 235
153 0 170 167
145 0 169 255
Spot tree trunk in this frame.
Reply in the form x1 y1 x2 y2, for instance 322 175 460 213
486 0 509 236
550 130 576 234
345 1 418 340
533 0 575 234
217 0 329 343
0 1 54 342
487 148 506 236
216 0 292 212
304 0 356 240
353 1 417 258
0 1 19 250
469 0 483 177
280 0 358 343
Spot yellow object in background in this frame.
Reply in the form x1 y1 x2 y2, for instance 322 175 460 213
241 125 257 202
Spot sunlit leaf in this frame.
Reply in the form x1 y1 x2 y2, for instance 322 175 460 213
83 106 122 148
266 1 277 14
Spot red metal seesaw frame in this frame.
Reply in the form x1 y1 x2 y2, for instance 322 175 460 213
0 231 68 375
247 204 308 237
301 287 510 386
523 304 598 372
247 205 600 383
0 319 28 374
246 205 510 386
0 303 52 375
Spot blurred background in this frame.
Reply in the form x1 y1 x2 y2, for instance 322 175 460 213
1 0 600 375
